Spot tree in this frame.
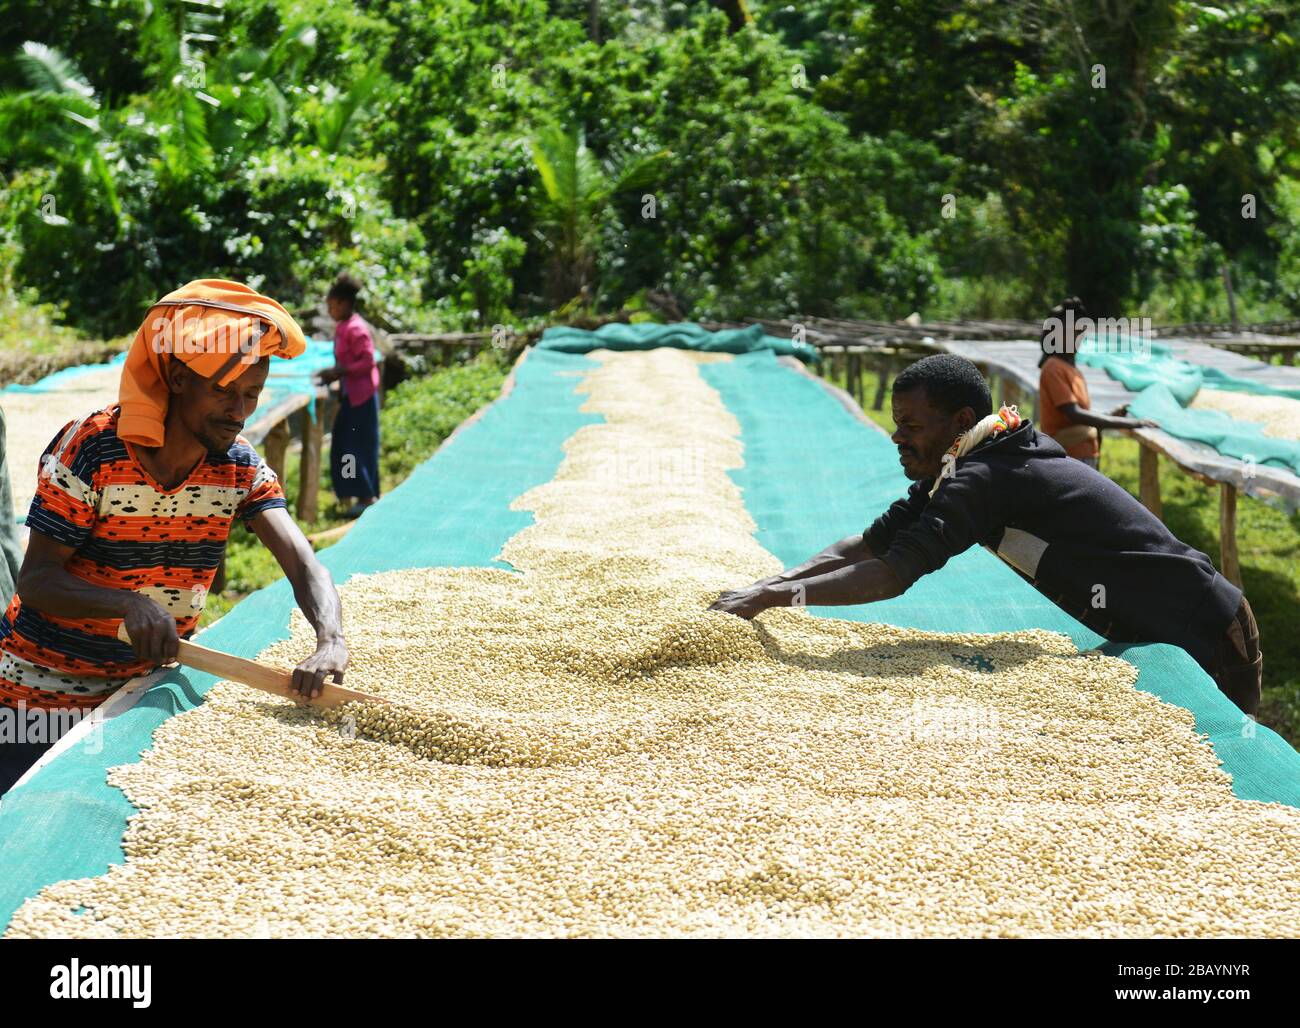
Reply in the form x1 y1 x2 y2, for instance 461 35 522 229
710 0 753 33
530 121 668 306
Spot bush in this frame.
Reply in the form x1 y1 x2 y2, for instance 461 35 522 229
379 352 509 483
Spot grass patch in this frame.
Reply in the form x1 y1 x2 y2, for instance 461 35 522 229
0 288 130 386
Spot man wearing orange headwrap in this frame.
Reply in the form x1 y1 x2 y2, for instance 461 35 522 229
1 281 350 795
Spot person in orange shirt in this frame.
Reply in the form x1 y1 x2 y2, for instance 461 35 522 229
1037 297 1153 469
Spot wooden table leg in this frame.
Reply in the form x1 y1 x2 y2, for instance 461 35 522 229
263 418 291 485
1219 483 1241 587
297 399 324 523
1001 377 1021 411
873 357 892 411
1138 443 1162 519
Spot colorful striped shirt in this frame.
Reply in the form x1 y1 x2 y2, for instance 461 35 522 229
0 405 287 711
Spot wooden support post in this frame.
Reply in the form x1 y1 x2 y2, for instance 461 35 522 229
1138 443 1162 518
873 357 892 411
297 398 324 523
263 418 291 485
1222 263 1239 334
1001 377 1021 411
1219 483 1241 587
848 352 861 404
1283 349 1295 367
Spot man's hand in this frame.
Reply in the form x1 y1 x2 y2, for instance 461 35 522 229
709 584 774 620
121 593 180 665
291 636 349 701
718 575 782 596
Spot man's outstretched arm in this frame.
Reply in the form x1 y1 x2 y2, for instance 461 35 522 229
749 533 874 589
251 507 348 699
1059 402 1154 432
709 558 904 619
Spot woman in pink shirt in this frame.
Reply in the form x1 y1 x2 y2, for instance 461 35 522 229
318 273 381 518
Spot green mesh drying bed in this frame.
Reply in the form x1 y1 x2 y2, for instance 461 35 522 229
1 343 1295 934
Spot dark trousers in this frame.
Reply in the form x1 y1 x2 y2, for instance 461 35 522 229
330 391 381 501
0 739 54 797
1194 596 1263 718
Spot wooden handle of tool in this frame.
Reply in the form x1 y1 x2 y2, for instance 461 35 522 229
116 623 385 709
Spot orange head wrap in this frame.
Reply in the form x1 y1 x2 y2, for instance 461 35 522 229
117 279 307 446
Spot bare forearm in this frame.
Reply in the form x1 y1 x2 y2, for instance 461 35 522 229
1063 406 1131 431
766 558 904 608
289 559 343 643
18 563 137 619
769 534 873 584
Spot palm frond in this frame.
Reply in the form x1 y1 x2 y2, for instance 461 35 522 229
314 72 383 154
90 147 123 227
15 42 95 100
161 86 213 174
610 149 672 195
530 122 584 206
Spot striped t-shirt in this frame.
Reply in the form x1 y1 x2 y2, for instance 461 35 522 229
0 405 287 711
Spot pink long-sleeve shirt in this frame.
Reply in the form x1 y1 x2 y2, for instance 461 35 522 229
333 312 380 407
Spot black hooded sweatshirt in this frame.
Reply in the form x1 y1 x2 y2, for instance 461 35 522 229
864 420 1242 671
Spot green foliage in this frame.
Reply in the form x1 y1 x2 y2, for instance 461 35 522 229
374 0 588 318
379 353 509 483
529 121 670 306
0 1 148 97
1 0 415 337
816 0 1299 318
232 149 430 329
1273 175 1300 312
459 227 527 328
2 0 1298 333
1153 2 1300 262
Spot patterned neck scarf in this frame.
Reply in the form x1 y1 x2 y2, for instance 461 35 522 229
929 405 1023 497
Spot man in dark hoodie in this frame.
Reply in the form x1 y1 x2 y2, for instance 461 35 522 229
709 353 1262 718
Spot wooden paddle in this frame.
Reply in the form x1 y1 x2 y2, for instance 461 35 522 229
117 623 388 709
